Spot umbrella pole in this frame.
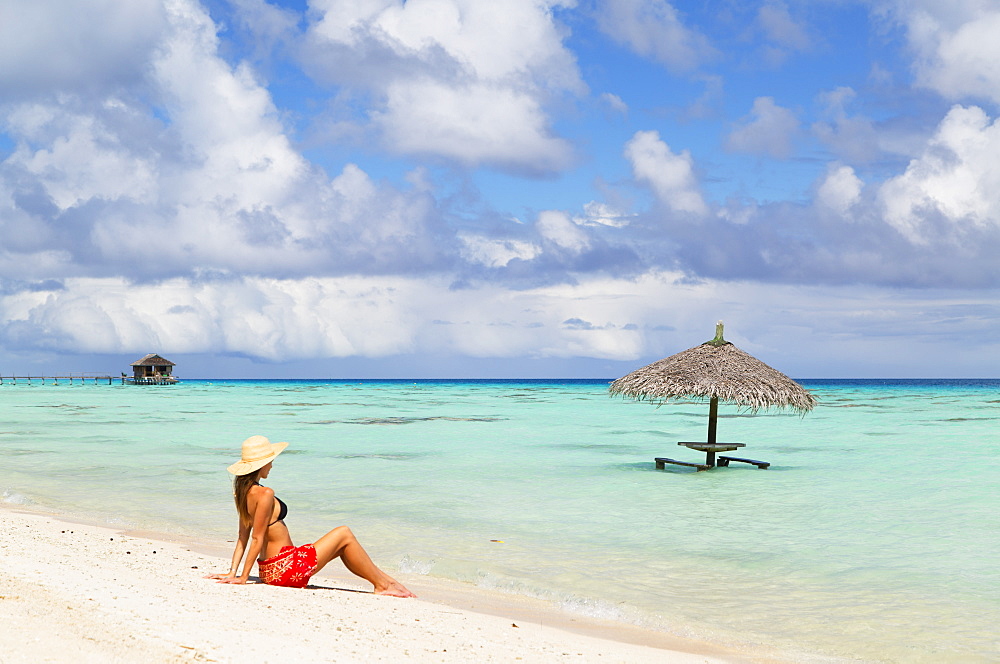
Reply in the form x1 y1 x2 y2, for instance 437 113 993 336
706 397 719 466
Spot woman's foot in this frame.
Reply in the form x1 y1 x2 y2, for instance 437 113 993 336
374 580 416 598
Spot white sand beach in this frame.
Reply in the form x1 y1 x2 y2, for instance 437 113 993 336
0 507 754 663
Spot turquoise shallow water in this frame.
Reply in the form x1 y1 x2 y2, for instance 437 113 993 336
2 378 998 662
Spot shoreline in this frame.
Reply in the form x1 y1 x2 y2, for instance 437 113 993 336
0 504 765 663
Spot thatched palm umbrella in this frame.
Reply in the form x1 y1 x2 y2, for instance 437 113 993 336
609 322 815 466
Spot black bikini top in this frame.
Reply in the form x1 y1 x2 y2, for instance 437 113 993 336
269 496 288 526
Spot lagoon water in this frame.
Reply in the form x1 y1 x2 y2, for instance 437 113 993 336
2 378 998 662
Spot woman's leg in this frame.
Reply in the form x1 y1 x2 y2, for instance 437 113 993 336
312 526 415 597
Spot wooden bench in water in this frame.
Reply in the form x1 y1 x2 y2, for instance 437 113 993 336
717 455 770 469
655 457 711 471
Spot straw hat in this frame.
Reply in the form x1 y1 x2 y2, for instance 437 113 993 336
227 435 289 475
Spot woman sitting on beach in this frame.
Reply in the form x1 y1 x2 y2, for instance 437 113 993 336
207 435 415 597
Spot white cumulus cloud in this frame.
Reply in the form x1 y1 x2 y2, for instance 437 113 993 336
812 87 883 163
816 164 863 217
624 130 708 216
305 0 582 172
889 0 1000 105
0 0 166 99
600 92 628 115
755 1 811 65
574 202 633 228
878 105 1000 243
0 0 448 282
458 235 541 268
4 108 157 210
725 96 799 159
375 78 573 172
536 210 590 254
594 0 716 72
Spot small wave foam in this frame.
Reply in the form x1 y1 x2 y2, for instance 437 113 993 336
474 572 549 599
2 489 34 505
558 596 653 627
396 554 434 575
470 571 666 632
102 515 135 528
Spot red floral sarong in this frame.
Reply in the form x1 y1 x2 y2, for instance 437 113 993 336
258 544 317 588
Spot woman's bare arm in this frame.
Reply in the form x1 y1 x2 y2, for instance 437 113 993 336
230 522 249 575
219 486 273 584
204 519 251 580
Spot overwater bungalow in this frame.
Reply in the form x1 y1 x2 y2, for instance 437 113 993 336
127 354 179 385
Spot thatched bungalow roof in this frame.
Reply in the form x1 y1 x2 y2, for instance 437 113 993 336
609 323 815 413
130 354 176 367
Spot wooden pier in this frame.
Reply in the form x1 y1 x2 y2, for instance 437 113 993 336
0 374 181 385
2 354 180 386
0 373 122 385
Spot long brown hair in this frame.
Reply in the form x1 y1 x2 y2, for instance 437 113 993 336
233 469 261 527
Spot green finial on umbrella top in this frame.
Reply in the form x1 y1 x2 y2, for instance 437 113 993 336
706 320 728 347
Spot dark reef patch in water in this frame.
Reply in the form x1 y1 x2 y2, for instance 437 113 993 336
545 442 648 455
270 402 331 407
168 467 215 476
607 429 677 438
825 403 887 408
34 404 98 410
613 461 665 472
332 452 430 461
309 416 506 425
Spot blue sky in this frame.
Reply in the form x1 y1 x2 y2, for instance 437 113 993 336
2 0 999 379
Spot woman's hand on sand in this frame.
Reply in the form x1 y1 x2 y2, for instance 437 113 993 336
204 572 249 583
